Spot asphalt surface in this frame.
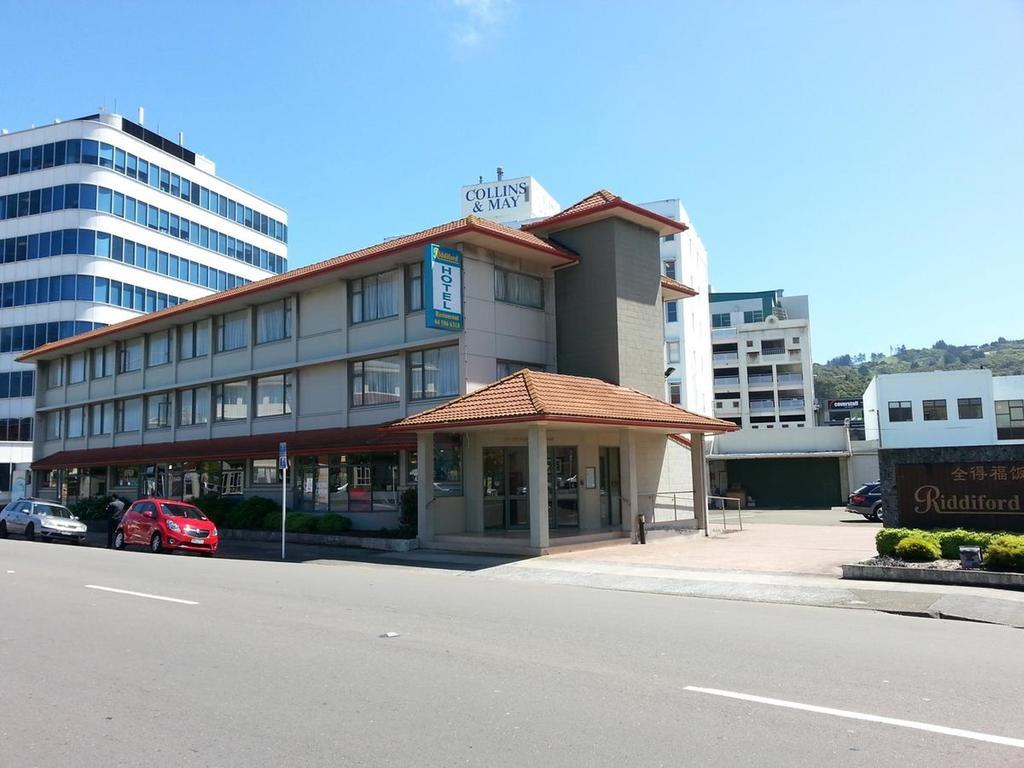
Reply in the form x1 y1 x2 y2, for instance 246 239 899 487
2 537 1023 767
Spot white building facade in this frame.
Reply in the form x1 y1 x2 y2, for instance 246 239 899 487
0 112 287 500
709 290 815 430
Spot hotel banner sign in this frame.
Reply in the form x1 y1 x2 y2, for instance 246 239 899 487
896 461 1024 530
424 244 463 331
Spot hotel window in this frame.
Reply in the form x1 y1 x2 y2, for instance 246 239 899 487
665 301 678 323
922 399 947 421
350 269 399 324
146 392 172 429
662 260 676 280
406 263 423 312
255 298 292 344
351 356 400 407
214 379 250 421
66 407 85 438
995 400 1024 440
434 433 463 496
957 397 983 420
179 320 210 359
743 310 765 323
409 346 459 401
68 352 87 384
92 345 114 378
45 410 62 439
46 360 64 389
119 338 143 373
215 310 249 352
147 330 171 367
711 313 731 329
115 398 141 432
888 400 913 422
251 458 280 485
494 268 543 309
90 402 113 435
669 383 681 405
255 373 294 417
178 386 210 426
666 341 680 364
496 360 546 378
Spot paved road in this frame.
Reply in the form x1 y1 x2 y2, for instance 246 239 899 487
2 538 1022 767
736 506 881 526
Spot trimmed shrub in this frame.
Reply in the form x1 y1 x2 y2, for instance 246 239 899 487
895 536 941 562
399 487 417 536
69 495 114 521
285 512 317 533
262 510 283 530
314 514 352 535
983 535 1024 573
876 528 916 557
936 529 993 560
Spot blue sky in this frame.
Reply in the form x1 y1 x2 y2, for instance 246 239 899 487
2 0 1021 362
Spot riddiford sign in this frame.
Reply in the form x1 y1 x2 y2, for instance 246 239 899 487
424 244 463 331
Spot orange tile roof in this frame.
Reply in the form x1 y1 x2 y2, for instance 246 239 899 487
393 370 738 433
521 189 689 236
17 215 577 362
661 276 699 297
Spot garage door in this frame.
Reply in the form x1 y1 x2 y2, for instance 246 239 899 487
724 458 842 509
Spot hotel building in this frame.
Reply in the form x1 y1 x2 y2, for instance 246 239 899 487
0 112 286 499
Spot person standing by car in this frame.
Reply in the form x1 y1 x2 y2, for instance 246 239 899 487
105 497 126 548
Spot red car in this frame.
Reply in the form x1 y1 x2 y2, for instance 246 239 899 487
113 498 218 556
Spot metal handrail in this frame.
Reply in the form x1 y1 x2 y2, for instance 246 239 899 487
707 495 743 531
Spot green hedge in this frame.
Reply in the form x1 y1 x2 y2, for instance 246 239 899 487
895 536 940 562
314 514 352 535
984 535 1024 573
876 528 934 557
876 527 1024 571
935 529 993 559
68 495 114 521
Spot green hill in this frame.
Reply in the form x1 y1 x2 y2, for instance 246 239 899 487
813 338 1024 403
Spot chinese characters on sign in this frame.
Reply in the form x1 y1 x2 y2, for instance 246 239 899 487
424 244 464 331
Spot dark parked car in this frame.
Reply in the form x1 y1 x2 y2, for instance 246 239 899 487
846 482 883 521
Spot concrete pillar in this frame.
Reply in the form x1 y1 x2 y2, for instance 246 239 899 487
417 432 435 542
463 432 484 533
690 431 708 534
623 430 639 542
527 425 549 550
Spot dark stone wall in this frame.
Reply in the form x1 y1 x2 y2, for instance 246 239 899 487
880 444 1024 530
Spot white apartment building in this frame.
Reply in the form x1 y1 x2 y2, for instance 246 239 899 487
645 199 712 416
0 111 287 499
863 369 1024 448
709 290 815 429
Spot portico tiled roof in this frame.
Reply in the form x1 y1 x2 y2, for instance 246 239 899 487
31 424 416 470
521 189 688 236
661 276 699 297
393 370 738 433
17 215 576 362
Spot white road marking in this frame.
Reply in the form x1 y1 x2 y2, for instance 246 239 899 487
84 585 198 605
684 686 1024 749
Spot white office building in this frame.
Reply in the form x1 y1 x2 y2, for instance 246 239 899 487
0 111 287 499
709 290 815 429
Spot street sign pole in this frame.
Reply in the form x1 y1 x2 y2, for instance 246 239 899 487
279 442 288 560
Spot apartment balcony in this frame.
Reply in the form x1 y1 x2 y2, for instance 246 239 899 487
759 348 787 359
711 327 737 342
749 399 776 413
777 373 804 386
713 352 739 366
746 374 774 389
713 376 740 389
778 398 806 412
714 399 741 416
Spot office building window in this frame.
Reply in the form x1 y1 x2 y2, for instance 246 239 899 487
119 338 142 373
254 373 294 417
496 360 546 378
669 383 681 405
214 379 249 421
351 356 400 407
255 298 292 344
666 341 680 364
145 392 172 429
215 310 248 352
251 459 280 485
406 263 423 312
743 310 765 323
115 398 141 432
494 268 543 309
179 386 210 426
711 313 731 329
662 260 676 279
147 330 171 366
922 399 947 421
995 400 1024 440
90 402 113 435
409 346 459 401
92 345 114 378
888 400 913 422
45 410 62 439
68 352 87 384
665 301 678 323
957 397 983 420
350 270 399 323
66 406 85 438
179 320 210 359
46 360 64 388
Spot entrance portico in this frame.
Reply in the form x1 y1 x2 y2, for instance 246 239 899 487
394 370 737 555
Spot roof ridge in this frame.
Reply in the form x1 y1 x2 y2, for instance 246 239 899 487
399 371 530 424
520 369 544 414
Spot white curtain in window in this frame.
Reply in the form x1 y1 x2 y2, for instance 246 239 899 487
373 271 399 319
497 269 543 308
194 387 210 424
426 347 459 398
124 339 142 371
364 357 400 405
223 312 248 350
257 301 287 344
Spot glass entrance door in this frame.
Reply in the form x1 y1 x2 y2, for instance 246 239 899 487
483 447 529 530
599 446 621 528
548 446 579 529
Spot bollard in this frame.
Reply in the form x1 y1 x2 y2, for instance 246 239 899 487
637 513 646 545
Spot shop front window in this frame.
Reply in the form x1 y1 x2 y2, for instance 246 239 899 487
433 434 463 496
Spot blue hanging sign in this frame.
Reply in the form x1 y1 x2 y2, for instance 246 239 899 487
424 244 464 331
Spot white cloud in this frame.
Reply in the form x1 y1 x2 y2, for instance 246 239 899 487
449 0 510 49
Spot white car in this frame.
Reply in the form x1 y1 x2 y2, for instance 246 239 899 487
0 498 88 543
